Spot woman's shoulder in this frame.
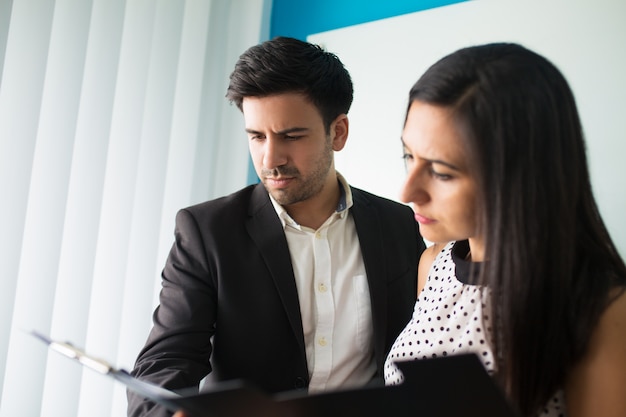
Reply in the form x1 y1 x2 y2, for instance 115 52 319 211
598 287 626 340
417 242 450 294
565 288 626 416
595 287 626 342
420 242 447 263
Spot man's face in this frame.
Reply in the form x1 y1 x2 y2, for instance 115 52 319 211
243 93 344 208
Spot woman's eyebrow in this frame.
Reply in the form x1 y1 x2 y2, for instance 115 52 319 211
401 138 461 171
427 158 461 171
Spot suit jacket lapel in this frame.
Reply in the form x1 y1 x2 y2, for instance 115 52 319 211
351 188 388 372
246 184 306 355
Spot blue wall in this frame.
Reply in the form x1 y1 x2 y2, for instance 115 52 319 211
270 0 468 40
247 0 468 184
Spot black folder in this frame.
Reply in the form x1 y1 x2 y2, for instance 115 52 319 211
33 330 520 417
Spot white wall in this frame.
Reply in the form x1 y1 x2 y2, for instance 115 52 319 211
0 1 269 416
310 0 626 257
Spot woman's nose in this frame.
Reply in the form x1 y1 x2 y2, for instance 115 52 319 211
400 166 429 206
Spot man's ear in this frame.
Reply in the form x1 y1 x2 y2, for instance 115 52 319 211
331 114 349 151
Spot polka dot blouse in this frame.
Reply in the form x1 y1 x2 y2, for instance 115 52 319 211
384 241 566 417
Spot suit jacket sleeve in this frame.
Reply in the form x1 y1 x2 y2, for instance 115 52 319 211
127 185 309 417
127 207 217 417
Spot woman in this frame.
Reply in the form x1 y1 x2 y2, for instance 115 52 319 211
384 43 626 417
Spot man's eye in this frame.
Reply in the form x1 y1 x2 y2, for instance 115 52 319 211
284 135 301 141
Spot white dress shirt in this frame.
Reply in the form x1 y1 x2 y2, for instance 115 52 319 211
269 173 376 392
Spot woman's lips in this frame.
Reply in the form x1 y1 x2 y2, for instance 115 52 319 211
414 213 436 224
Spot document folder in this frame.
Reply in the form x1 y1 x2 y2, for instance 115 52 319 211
33 330 520 417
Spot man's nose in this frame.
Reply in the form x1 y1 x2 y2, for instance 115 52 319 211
263 137 287 169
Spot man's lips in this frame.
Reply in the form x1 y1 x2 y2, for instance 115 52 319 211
414 213 436 224
265 177 294 188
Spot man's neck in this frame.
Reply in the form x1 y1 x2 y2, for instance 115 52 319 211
285 175 340 230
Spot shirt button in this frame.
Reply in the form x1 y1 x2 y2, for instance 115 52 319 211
318 337 327 347
318 283 327 293
315 231 321 239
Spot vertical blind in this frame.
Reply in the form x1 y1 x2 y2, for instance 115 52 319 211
0 0 269 415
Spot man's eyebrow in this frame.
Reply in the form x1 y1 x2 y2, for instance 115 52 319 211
401 138 461 171
277 127 309 135
245 127 309 135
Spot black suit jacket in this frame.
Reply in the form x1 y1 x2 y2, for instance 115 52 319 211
128 183 424 416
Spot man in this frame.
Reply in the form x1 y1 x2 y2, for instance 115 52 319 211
127 36 425 417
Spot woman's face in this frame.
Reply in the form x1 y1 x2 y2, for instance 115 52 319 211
400 100 484 259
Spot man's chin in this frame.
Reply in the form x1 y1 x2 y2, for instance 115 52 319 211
266 188 291 205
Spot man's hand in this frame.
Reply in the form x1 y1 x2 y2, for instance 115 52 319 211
173 412 188 417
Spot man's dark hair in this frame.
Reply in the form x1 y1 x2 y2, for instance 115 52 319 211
226 36 353 131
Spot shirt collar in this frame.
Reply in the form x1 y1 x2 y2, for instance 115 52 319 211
451 240 483 285
269 172 353 229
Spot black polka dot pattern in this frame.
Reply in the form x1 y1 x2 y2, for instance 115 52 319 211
383 242 566 416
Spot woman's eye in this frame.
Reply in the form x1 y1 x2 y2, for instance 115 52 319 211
402 153 414 170
430 168 452 180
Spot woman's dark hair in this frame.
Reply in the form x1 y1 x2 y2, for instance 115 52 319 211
226 36 353 132
407 42 626 415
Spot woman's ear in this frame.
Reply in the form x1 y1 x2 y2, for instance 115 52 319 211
331 114 349 151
